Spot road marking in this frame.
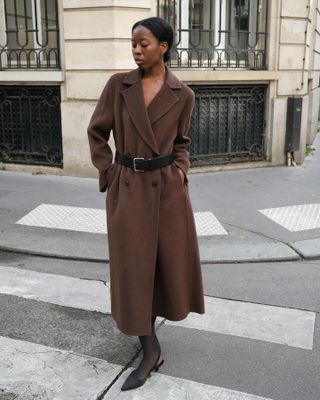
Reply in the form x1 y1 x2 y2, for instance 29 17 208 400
259 203 320 232
15 204 228 236
0 335 274 400
16 204 106 234
0 335 122 400
165 296 315 350
195 211 228 235
109 368 274 400
0 265 314 349
0 264 110 313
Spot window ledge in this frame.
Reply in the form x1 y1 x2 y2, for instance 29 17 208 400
0 70 64 83
172 69 279 83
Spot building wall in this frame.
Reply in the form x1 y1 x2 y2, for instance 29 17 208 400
273 0 320 164
61 0 279 178
1 0 320 176
307 2 320 145
61 0 152 177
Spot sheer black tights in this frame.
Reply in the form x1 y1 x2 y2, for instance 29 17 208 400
135 315 161 379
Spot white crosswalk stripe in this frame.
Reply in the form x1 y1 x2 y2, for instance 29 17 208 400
0 336 274 400
15 204 228 236
0 264 110 313
0 265 315 350
259 203 320 232
15 203 320 239
0 336 122 400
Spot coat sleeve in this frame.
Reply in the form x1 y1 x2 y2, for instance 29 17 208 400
172 87 195 183
87 75 116 192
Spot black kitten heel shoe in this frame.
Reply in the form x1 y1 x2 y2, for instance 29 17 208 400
121 352 164 391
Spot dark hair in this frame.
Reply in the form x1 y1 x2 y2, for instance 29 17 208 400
132 17 173 63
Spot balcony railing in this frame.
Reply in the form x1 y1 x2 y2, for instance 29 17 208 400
0 0 60 69
157 0 268 69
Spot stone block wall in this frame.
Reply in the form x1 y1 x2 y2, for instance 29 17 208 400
268 0 320 165
60 0 152 177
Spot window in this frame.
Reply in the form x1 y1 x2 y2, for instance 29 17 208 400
0 85 63 166
188 85 266 164
0 0 60 69
157 0 268 69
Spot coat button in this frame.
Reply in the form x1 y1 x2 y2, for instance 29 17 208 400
152 181 158 187
124 179 130 186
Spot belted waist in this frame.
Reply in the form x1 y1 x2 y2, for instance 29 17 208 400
115 150 175 172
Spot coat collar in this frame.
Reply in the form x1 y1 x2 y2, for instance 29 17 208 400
121 66 181 155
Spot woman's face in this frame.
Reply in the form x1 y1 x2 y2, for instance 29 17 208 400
131 25 168 69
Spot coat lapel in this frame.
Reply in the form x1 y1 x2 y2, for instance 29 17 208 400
122 70 160 155
147 67 181 125
121 67 181 155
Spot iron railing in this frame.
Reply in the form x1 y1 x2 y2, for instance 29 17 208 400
0 85 63 166
0 0 60 69
188 85 266 164
157 0 268 69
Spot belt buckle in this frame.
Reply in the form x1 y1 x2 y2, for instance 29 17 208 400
133 157 145 172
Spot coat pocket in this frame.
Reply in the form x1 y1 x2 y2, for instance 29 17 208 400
174 164 188 188
106 163 117 188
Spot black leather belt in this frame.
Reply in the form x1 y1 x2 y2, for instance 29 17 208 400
115 150 175 172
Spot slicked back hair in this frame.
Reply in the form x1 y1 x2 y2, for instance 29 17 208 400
132 17 174 63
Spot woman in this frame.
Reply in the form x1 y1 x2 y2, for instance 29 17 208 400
87 17 205 391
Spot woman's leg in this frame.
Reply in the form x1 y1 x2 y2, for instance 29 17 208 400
134 315 161 379
121 315 164 390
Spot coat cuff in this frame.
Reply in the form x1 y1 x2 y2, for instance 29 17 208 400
98 164 113 192
99 170 108 193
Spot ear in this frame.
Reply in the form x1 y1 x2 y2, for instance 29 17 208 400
160 41 168 56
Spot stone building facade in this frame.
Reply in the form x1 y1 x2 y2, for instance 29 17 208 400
0 0 319 176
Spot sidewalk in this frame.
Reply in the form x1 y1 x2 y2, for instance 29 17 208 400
0 133 319 263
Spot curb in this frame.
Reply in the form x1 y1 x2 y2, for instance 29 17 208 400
0 242 305 264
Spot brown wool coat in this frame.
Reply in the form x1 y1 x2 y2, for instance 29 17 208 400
87 66 205 336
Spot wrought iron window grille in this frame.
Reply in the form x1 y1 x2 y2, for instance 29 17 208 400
0 0 60 69
157 0 268 69
0 85 63 166
188 85 266 165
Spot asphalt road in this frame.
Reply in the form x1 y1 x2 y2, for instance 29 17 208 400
0 250 319 400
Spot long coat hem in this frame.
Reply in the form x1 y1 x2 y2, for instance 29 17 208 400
113 309 205 336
